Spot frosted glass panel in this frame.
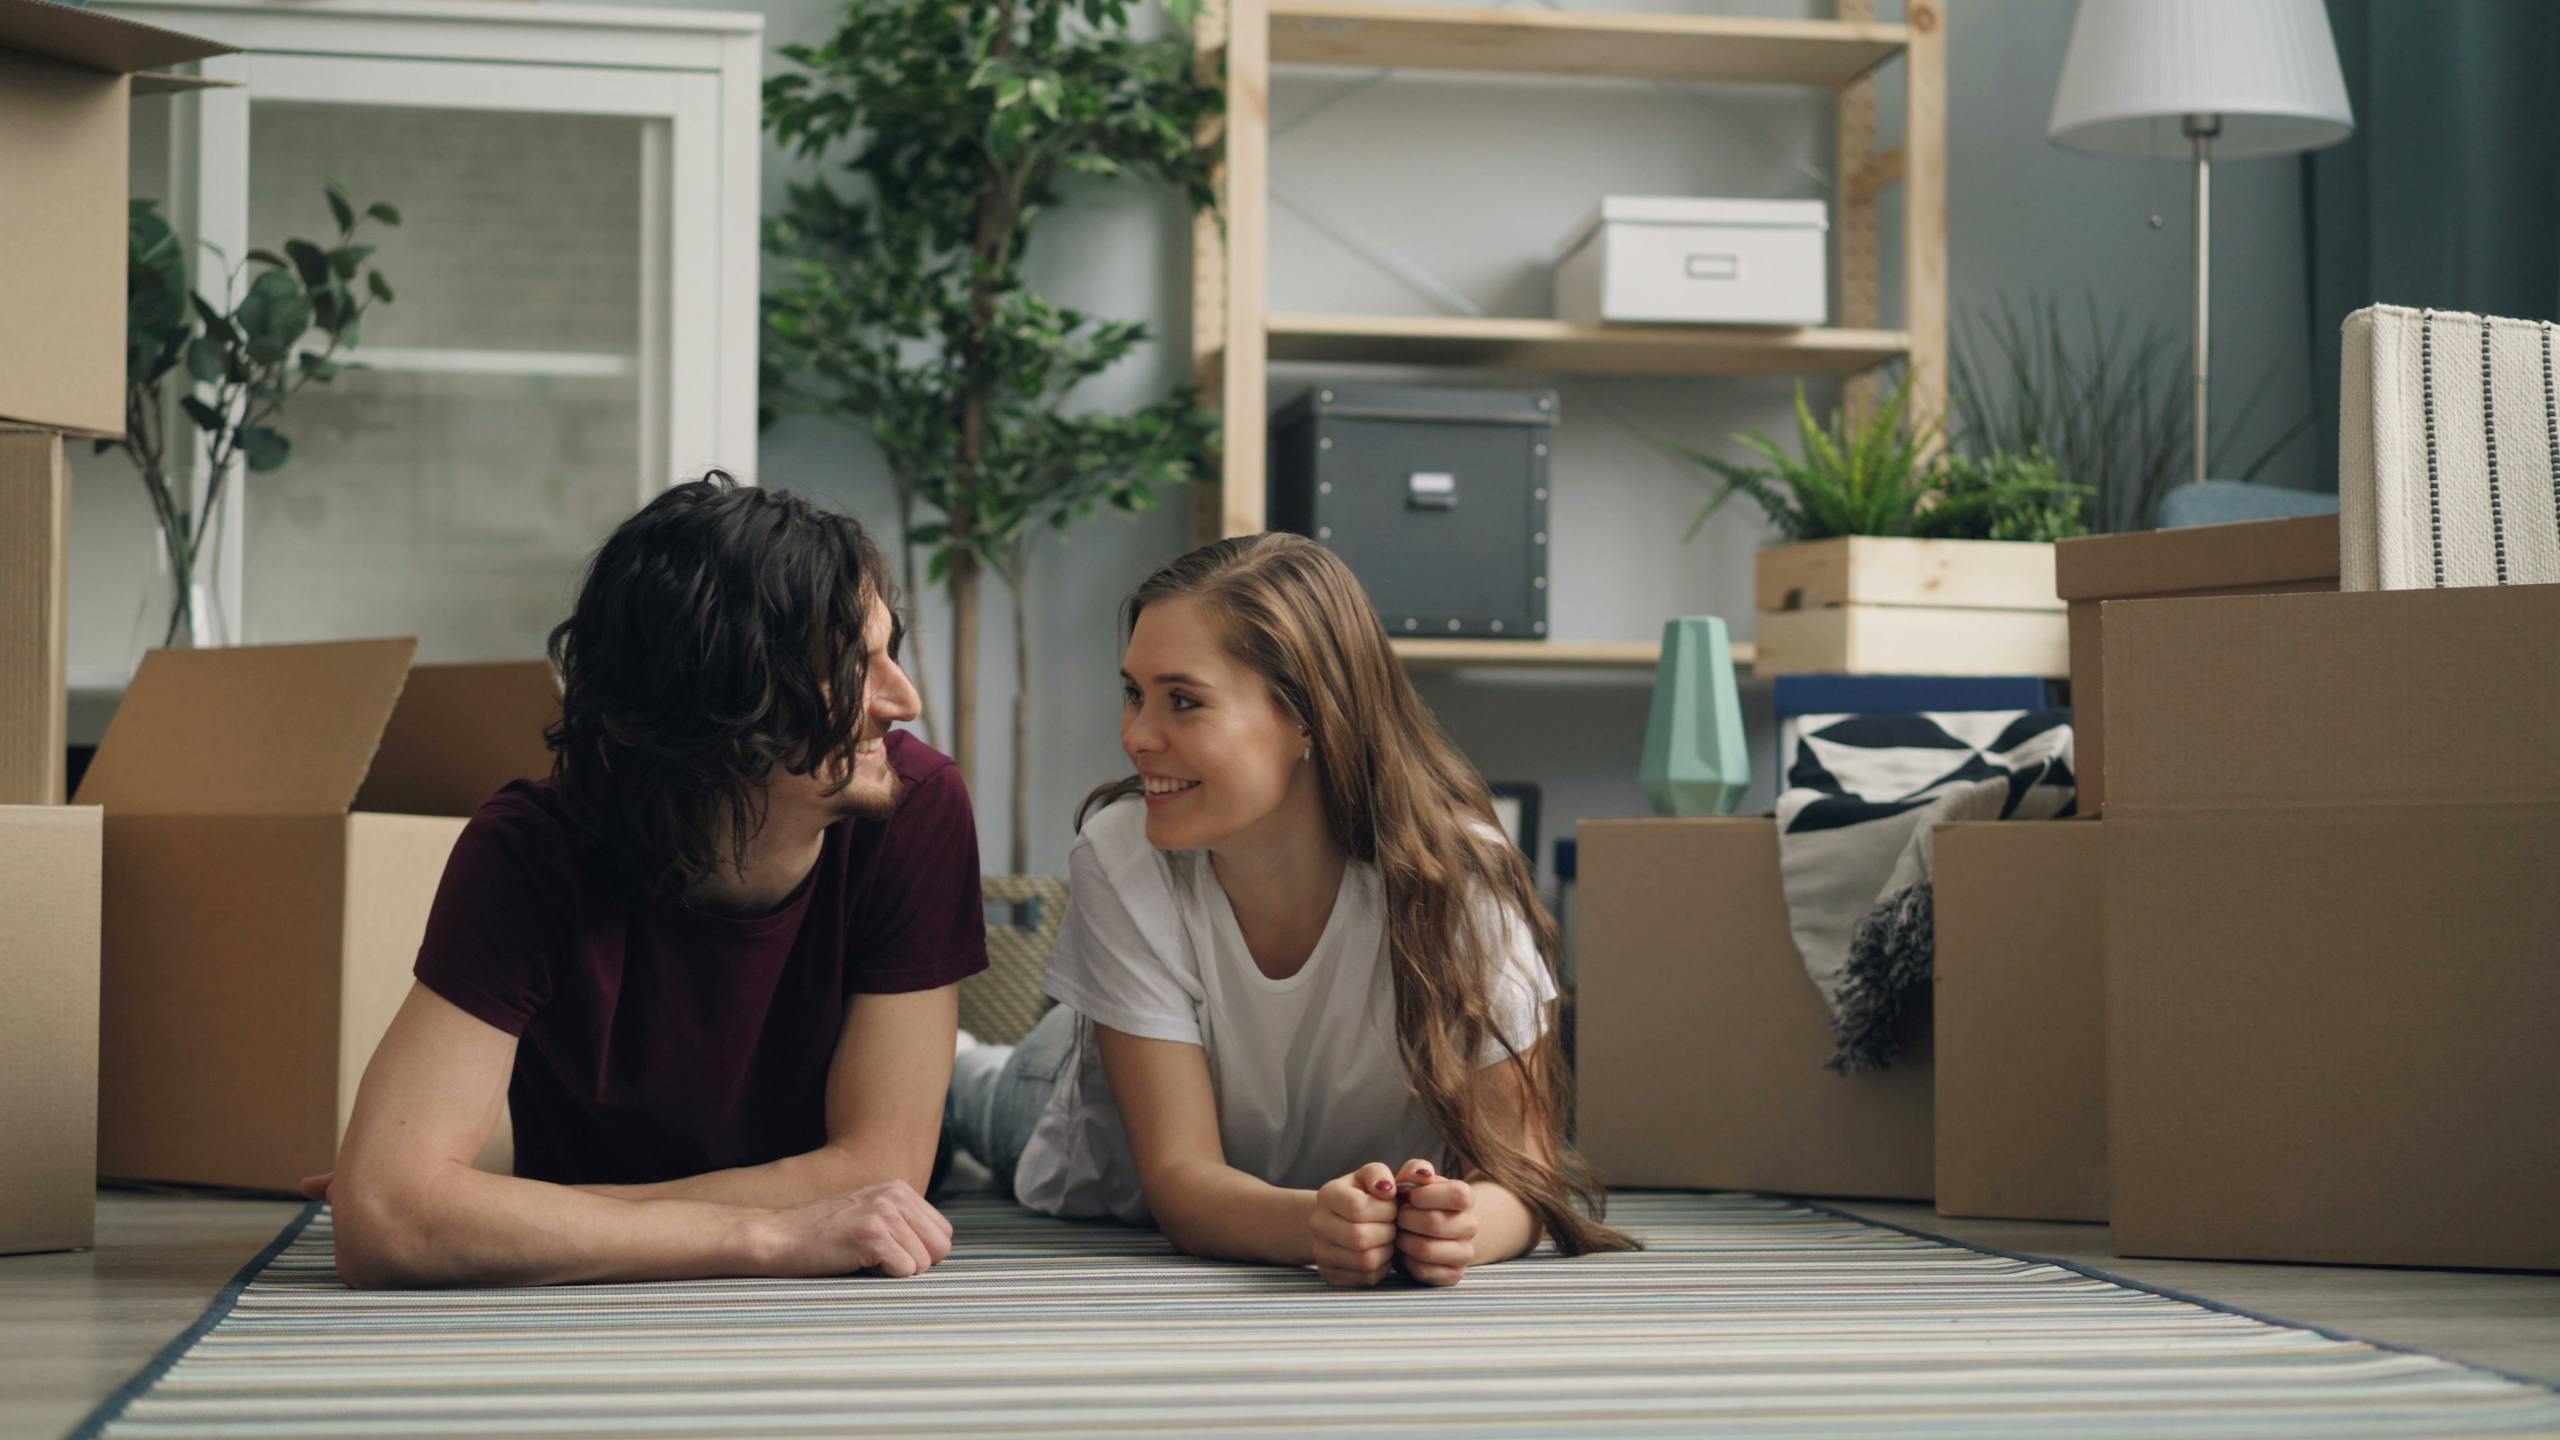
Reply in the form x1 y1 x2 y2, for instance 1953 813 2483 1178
242 101 658 663
247 105 644 353
245 371 641 661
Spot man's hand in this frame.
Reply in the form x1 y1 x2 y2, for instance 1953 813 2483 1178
1309 1162 1400 1288
740 1180 953 1279
1391 1159 1478 1287
298 1172 334 1203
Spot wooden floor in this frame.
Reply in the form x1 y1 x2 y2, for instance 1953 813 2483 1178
3 1191 2552 1440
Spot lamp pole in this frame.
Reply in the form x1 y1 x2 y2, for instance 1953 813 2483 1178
2184 112 2221 489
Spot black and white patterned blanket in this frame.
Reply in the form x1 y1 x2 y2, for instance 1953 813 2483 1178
1777 709 2077 1071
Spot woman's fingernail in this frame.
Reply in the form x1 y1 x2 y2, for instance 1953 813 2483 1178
1372 1179 1394 1196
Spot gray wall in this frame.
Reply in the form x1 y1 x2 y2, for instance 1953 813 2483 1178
702 0 2317 884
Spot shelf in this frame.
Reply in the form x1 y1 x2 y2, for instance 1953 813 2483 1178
303 347 640 380
1269 2 1906 88
1267 314 1908 378
1394 638 1757 672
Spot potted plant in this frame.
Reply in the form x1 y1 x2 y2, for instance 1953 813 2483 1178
1663 370 2090 677
762 0 1220 872
103 183 399 651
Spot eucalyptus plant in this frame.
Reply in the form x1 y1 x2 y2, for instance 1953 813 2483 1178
105 183 398 646
762 0 1221 870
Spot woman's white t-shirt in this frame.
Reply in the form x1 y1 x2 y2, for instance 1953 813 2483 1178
1013 795 1557 1223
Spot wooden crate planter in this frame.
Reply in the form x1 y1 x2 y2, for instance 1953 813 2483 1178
1751 536 2067 677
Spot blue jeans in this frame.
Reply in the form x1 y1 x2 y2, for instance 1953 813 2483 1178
945 1003 1076 1189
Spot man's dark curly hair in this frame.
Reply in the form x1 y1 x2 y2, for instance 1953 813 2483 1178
544 472 898 889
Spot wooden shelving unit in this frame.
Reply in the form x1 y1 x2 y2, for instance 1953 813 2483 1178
1191 0 1947 652
1269 315 1910 378
1266 2 1908 85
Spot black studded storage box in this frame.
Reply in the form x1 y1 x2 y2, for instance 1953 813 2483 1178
1268 384 1555 639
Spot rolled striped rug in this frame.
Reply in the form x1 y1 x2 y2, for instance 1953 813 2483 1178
75 1193 2560 1438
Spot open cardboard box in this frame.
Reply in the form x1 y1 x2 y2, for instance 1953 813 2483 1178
75 639 556 1191
0 804 102 1253
0 0 238 436
1575 817 1934 1200
1932 819 2106 1223
2103 583 2559 1270
2054 515 2338 814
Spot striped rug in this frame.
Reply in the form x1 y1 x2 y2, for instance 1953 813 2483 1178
75 1192 2560 1438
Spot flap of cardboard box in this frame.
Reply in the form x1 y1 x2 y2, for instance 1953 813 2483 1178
2104 584 2560 811
76 638 420 817
355 661 561 819
2056 515 2338 602
0 0 237 74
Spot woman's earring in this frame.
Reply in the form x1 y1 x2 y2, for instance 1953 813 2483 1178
1301 745 1312 763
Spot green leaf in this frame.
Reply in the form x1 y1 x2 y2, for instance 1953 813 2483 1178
246 248 289 271
325 184 355 233
236 269 313 363
180 396 223 433
239 425 291 473
184 336 225 384
188 293 239 345
283 239 331 290
365 271 394 304
328 244 375 280
365 202 402 226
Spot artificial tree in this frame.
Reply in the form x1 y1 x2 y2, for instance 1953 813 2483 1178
763 0 1220 871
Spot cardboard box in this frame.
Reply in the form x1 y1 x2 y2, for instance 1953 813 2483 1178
2104 584 2560 1270
0 804 101 1253
1932 820 2106 1223
1 430 69 805
2054 515 2337 814
75 639 556 1191
0 0 237 435
1575 818 1934 1200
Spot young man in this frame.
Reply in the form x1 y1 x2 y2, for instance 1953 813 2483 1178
315 476 986 1288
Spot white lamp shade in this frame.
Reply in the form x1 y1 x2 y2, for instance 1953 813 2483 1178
2050 0 2354 159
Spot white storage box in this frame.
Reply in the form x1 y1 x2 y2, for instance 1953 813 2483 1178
1554 198 1828 327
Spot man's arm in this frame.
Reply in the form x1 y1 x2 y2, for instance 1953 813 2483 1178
577 984 958 1208
328 983 949 1289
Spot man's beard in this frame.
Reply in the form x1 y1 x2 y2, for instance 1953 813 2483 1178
836 769 899 822
829 737 899 822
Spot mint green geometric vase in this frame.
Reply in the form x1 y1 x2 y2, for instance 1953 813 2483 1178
1640 616 1749 817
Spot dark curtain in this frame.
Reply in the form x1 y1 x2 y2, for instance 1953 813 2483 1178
2303 0 2559 489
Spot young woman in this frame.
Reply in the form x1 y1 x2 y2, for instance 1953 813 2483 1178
949 534 1633 1286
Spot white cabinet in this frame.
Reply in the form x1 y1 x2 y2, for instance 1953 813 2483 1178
73 0 762 684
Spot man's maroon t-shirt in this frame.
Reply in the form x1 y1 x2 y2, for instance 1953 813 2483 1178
414 732 987 1186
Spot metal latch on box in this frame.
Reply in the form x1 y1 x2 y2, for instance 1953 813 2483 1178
1407 471 1457 511
1685 253 1740 280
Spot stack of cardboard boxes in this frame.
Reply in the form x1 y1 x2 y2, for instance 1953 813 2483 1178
1578 513 2560 1271
2 1 553 1249
0 0 236 1256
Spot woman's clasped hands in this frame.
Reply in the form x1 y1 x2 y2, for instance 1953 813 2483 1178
1310 1158 1480 1289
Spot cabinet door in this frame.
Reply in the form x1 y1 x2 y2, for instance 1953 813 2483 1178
212 56 724 662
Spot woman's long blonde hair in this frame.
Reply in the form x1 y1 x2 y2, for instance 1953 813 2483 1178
1084 534 1636 1256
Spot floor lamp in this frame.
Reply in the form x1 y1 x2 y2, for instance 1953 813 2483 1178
2048 0 2354 490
